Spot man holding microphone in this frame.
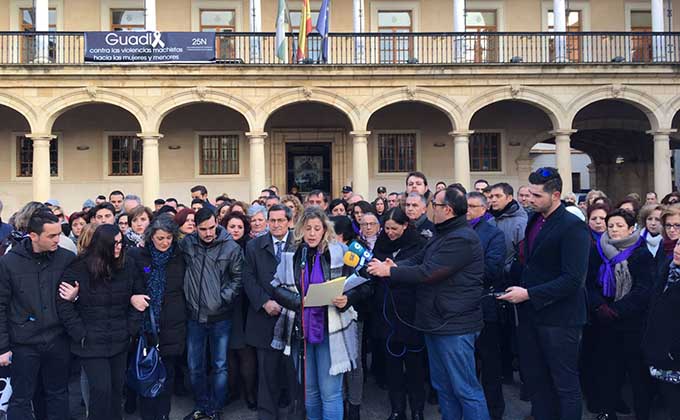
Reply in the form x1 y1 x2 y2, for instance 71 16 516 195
368 186 490 420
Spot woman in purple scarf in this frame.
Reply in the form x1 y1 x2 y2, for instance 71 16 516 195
587 208 655 420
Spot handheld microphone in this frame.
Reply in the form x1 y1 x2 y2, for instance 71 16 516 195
343 251 361 268
347 240 374 269
300 243 308 269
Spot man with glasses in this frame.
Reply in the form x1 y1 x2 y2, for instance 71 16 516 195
243 204 300 420
405 193 434 240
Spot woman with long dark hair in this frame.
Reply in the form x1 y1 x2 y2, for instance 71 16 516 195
129 216 187 420
221 211 258 409
58 224 140 420
370 207 427 420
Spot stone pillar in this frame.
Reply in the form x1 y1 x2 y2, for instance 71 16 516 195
453 0 466 62
551 129 576 194
34 0 50 63
250 0 262 62
350 131 370 199
247 131 268 202
138 133 163 206
353 0 366 63
516 158 533 185
648 129 676 197
553 0 567 62
145 0 157 31
652 0 666 61
26 134 55 202
450 130 473 191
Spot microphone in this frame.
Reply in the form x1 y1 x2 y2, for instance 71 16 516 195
300 243 308 269
345 240 374 271
343 251 361 268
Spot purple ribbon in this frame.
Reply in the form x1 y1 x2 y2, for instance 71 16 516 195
596 235 643 298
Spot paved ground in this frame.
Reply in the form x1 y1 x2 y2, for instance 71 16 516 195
63 372 668 420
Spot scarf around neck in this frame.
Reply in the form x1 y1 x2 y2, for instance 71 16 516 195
597 230 643 300
145 243 174 333
642 228 663 257
126 229 144 247
303 250 326 344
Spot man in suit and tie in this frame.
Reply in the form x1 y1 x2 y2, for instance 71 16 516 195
243 204 300 420
498 167 590 420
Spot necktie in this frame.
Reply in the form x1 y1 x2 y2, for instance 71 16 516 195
275 241 284 263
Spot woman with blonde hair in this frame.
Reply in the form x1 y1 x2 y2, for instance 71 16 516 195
282 194 304 226
271 207 372 420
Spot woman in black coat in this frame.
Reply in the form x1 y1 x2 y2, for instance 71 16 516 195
57 224 141 420
588 209 655 420
129 216 187 420
370 207 427 420
643 239 680 420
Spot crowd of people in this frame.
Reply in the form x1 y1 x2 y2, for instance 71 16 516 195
0 168 679 420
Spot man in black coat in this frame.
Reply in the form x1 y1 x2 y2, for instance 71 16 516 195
0 209 75 420
467 192 507 420
243 204 300 420
499 167 590 420
368 186 489 420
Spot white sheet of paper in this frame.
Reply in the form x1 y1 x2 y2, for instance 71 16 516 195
304 277 346 307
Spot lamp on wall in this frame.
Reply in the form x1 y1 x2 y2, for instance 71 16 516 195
76 145 90 151
433 142 446 148
168 145 181 150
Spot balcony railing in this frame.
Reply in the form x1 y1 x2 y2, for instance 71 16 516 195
0 31 678 65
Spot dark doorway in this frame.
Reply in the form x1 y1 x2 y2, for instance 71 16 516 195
286 143 332 195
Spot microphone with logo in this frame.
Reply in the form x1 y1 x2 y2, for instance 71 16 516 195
342 240 373 292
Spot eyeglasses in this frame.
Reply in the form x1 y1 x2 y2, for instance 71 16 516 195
360 222 379 228
665 224 680 231
468 204 485 208
118 221 128 226
432 202 447 208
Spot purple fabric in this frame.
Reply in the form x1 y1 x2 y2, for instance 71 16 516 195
483 212 494 222
302 251 326 344
468 217 482 228
526 216 547 254
596 235 643 298
590 229 603 244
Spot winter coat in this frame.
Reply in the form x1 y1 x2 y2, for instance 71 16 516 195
128 246 187 356
180 226 243 323
0 221 11 246
389 215 485 336
473 217 507 322
643 262 680 371
491 200 528 271
57 256 141 358
370 227 425 346
0 239 75 353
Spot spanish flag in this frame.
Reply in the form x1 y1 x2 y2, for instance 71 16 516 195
297 0 313 61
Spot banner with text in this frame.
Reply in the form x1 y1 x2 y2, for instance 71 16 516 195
84 31 215 63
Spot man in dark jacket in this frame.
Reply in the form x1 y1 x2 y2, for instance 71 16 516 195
180 208 243 420
0 209 75 420
467 192 507 420
489 183 528 273
499 167 590 420
404 192 435 240
0 200 11 245
243 204 300 420
369 186 489 420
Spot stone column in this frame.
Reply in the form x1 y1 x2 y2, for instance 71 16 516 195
551 129 576 194
648 129 676 197
34 0 50 63
553 0 567 62
652 0 665 61
247 131 268 202
26 134 55 202
350 131 370 199
145 0 157 31
450 130 473 191
353 0 366 63
138 133 163 206
453 0 466 62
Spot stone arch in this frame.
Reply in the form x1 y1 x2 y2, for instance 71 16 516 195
0 92 38 132
463 86 566 129
361 87 463 130
662 95 680 129
41 87 147 133
257 87 361 130
566 85 663 131
151 88 257 133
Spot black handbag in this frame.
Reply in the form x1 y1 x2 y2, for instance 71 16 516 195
126 311 166 398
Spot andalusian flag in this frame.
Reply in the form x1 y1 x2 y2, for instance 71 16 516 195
296 0 312 61
275 0 288 62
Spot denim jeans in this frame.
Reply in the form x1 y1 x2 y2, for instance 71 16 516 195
424 333 490 420
187 319 232 415
305 334 344 420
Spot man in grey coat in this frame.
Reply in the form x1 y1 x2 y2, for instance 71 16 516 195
489 183 528 273
180 207 243 420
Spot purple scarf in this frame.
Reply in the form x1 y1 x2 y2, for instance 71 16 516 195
596 235 643 298
302 251 326 344
468 216 482 228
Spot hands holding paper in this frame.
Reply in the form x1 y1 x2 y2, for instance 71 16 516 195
367 258 397 278
332 295 348 309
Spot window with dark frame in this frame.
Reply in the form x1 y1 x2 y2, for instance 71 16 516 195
470 132 501 172
378 11 413 64
110 9 145 31
109 135 143 176
631 11 652 62
378 133 416 173
548 10 583 61
200 9 236 60
199 134 240 175
465 10 498 63
16 135 58 177
19 8 57 62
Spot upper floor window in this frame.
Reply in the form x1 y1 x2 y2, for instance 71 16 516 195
109 135 143 176
548 10 582 61
200 9 236 59
20 8 57 31
378 11 413 64
289 10 321 62
465 10 497 62
19 8 57 62
199 134 240 175
631 10 652 62
16 135 58 177
470 132 501 172
111 9 145 31
378 132 416 173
